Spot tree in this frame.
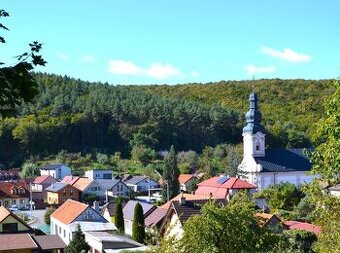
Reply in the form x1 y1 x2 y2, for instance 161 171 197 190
115 200 124 233
153 192 282 253
0 10 46 117
162 145 180 201
21 162 39 178
308 80 340 253
44 207 56 225
64 224 90 253
132 202 145 243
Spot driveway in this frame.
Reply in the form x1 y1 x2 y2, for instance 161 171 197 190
23 209 50 234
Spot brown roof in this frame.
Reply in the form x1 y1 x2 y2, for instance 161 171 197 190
51 199 88 225
72 178 93 191
160 193 222 210
145 207 167 227
255 213 282 227
0 234 38 251
32 235 66 250
179 174 194 184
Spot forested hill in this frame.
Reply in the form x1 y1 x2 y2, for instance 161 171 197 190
0 73 334 166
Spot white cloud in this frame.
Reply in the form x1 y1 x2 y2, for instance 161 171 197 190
81 55 97 64
261 46 311 63
245 65 276 75
56 52 69 61
108 60 143 75
146 63 181 80
108 60 181 80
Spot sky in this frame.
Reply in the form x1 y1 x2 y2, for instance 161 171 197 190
1 1 339 85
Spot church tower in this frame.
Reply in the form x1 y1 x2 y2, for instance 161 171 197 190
242 92 266 158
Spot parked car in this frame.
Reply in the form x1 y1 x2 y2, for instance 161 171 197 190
8 205 19 212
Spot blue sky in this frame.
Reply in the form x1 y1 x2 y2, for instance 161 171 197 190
1 1 339 84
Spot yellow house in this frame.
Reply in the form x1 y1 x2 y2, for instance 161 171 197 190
0 206 34 234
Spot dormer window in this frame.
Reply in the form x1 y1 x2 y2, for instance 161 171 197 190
18 188 25 194
11 188 17 194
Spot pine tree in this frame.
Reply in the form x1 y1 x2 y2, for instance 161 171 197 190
162 145 180 201
132 202 145 243
64 224 90 253
115 200 124 233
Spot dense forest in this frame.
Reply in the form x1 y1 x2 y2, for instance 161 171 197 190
0 73 335 167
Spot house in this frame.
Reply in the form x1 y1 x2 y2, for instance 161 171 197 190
194 175 256 199
255 213 286 233
32 234 66 252
102 202 125 222
145 207 167 230
84 231 147 253
160 197 202 239
40 163 71 180
283 220 322 235
179 174 197 192
0 206 34 234
85 169 113 180
31 175 57 202
72 178 105 203
0 181 30 209
96 179 130 199
122 200 156 236
328 184 340 197
238 92 319 189
50 199 116 244
46 182 80 205
124 176 160 193
61 175 80 185
0 169 20 181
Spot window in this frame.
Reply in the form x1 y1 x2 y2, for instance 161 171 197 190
55 224 57 234
63 189 66 197
70 188 74 196
64 229 66 238
256 145 260 151
59 227 61 234
103 173 111 179
3 223 18 233
117 185 120 191
95 174 100 178
18 188 25 194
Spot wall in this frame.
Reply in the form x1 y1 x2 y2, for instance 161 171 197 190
164 213 183 239
108 182 130 197
51 217 72 244
0 215 30 233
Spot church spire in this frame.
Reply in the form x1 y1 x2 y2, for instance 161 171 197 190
243 92 266 134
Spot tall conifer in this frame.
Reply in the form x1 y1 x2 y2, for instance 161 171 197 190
132 202 145 243
162 145 180 201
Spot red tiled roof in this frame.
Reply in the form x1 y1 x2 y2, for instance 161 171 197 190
51 199 88 225
284 220 321 235
0 181 30 198
197 176 256 189
72 178 93 191
179 174 194 184
61 176 80 185
34 175 57 184
0 234 38 251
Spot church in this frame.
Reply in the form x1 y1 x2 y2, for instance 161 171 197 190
238 92 319 189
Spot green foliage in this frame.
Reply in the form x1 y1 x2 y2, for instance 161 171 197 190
132 203 145 243
21 162 39 177
310 80 340 184
258 182 305 211
290 196 317 222
131 145 156 166
0 10 46 117
64 224 90 253
155 192 282 253
44 207 56 225
115 201 124 233
162 146 180 201
82 193 100 205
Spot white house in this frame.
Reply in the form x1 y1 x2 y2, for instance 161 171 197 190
96 179 130 198
238 92 319 190
85 169 113 180
50 199 116 244
124 176 160 193
40 163 71 180
72 178 106 203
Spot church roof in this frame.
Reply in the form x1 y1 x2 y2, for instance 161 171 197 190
255 148 312 172
243 92 266 134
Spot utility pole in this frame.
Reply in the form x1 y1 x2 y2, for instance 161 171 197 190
29 182 33 217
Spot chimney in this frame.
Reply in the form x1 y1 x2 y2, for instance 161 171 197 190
179 192 186 205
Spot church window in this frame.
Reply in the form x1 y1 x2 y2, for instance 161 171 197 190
256 145 260 151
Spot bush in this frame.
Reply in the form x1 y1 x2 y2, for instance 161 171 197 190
44 207 56 225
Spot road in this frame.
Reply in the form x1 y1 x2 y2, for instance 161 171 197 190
19 209 50 233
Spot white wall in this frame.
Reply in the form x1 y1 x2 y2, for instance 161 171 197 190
51 217 73 244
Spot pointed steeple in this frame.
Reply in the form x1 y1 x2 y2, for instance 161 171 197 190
243 92 266 134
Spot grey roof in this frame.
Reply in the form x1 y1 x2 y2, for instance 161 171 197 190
45 182 68 192
243 92 266 134
32 235 66 250
102 201 127 216
124 176 148 185
145 207 167 227
40 163 64 170
96 179 121 190
123 200 156 221
255 148 312 172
